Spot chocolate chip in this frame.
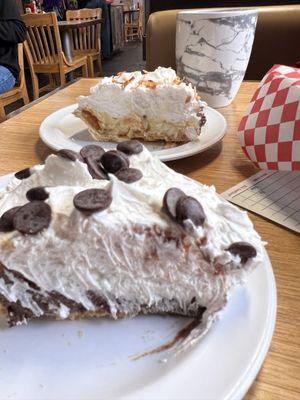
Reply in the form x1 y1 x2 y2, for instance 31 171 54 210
85 157 109 180
15 168 31 180
200 114 206 127
115 168 143 183
57 149 81 162
176 196 205 227
13 201 51 235
117 140 143 155
80 145 105 161
73 188 112 213
100 150 129 173
0 207 21 232
227 242 257 263
163 188 185 219
26 187 49 202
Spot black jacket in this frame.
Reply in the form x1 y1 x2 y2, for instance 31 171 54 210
0 0 27 78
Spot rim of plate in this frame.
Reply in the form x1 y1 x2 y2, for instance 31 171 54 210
225 248 277 400
39 104 227 162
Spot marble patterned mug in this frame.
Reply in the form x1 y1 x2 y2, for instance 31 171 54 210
176 9 258 108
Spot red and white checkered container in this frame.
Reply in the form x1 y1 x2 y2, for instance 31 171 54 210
238 65 300 170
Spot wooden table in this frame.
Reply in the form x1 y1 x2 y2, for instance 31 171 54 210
0 80 299 399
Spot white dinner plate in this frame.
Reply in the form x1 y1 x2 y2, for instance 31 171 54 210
39 104 227 162
0 173 276 400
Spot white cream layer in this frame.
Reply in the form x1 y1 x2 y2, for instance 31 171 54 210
0 148 264 320
77 67 204 131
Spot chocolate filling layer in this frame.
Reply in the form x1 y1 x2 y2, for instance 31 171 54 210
0 263 206 327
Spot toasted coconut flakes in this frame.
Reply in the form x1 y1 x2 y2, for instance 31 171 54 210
122 76 135 88
173 77 182 85
196 95 201 101
117 71 125 76
141 80 157 89
112 78 123 84
185 96 191 103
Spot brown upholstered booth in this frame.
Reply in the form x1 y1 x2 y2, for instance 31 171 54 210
146 5 300 80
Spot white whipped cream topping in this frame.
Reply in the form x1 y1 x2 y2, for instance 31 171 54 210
0 148 264 323
77 67 204 125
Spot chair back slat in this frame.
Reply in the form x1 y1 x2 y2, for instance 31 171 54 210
30 27 43 62
91 25 95 49
138 6 143 31
40 26 52 63
27 28 38 63
83 26 88 50
87 25 91 49
22 12 63 66
66 8 101 53
79 27 84 50
33 26 47 62
23 39 36 81
17 43 25 88
72 28 79 51
46 25 57 62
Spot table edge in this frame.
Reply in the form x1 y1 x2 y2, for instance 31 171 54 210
58 18 103 29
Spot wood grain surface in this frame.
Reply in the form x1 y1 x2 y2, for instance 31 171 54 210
0 79 299 399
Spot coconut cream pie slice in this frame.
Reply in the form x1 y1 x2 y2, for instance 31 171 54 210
0 142 264 355
75 67 206 143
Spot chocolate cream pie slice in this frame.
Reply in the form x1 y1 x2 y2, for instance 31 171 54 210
74 67 206 143
0 141 264 356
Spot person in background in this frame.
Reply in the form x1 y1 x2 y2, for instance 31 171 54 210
0 0 27 94
65 0 78 9
43 0 66 20
78 0 111 59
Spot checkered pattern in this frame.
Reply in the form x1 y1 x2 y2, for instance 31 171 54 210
238 65 300 171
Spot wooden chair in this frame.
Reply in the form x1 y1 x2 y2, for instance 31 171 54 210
0 43 29 119
124 7 143 42
66 8 103 77
22 12 88 100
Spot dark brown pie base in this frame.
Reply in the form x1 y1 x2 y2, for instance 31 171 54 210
0 263 206 327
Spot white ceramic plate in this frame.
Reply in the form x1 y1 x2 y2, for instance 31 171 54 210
39 104 227 162
0 173 276 400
